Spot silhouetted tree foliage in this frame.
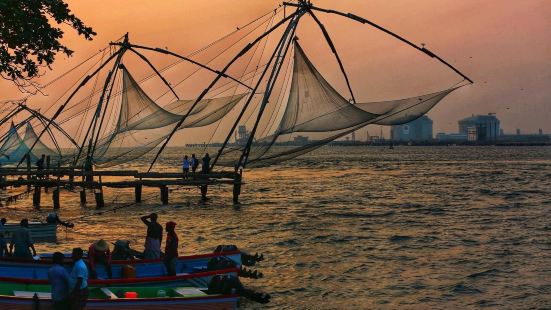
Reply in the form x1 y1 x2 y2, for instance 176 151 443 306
0 0 96 93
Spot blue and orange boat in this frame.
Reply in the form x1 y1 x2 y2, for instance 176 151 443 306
0 250 242 288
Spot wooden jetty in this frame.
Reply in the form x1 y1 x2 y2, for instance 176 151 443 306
0 167 243 209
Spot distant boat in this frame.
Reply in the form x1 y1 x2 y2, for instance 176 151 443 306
1 222 57 243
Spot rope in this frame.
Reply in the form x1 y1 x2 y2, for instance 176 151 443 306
200 9 279 154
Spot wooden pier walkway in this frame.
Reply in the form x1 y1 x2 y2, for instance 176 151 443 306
0 167 243 208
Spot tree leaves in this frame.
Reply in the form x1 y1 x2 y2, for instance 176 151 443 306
0 0 96 93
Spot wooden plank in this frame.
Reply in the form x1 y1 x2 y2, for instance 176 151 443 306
13 291 52 298
173 287 207 297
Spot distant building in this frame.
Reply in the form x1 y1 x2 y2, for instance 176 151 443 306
235 125 250 145
390 115 433 141
293 135 309 145
436 133 468 142
458 113 500 141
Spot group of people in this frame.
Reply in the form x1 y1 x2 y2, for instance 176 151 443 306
0 214 182 310
182 153 210 179
71 212 181 272
141 212 179 275
0 218 37 259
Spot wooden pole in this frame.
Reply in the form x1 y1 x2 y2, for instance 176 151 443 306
26 154 31 190
45 155 51 193
94 190 104 209
200 185 208 201
233 170 242 204
80 189 87 205
95 175 104 208
33 185 41 208
53 188 60 209
135 184 142 203
160 186 169 205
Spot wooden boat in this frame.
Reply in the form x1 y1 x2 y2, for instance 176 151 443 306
0 267 240 289
1 222 57 243
0 282 237 309
0 251 242 288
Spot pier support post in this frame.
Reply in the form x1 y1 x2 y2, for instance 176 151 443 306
135 184 142 203
53 188 60 209
160 186 168 205
33 186 41 208
45 155 51 193
233 171 242 204
79 189 87 205
200 185 208 201
26 154 31 190
95 188 105 209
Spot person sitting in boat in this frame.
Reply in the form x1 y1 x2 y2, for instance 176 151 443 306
163 221 179 276
111 240 135 260
48 252 70 310
182 155 191 179
69 247 88 310
9 219 36 259
141 213 163 259
46 213 75 228
0 232 9 258
87 239 112 279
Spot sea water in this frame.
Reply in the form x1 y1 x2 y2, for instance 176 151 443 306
1 146 550 309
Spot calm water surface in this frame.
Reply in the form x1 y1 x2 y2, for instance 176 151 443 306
1 146 551 309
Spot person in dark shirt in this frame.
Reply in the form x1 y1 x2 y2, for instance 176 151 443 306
141 213 163 259
201 153 211 174
191 154 199 175
0 232 9 257
164 221 179 276
9 219 36 258
48 252 70 310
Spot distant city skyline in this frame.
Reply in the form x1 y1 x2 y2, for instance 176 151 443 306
1 0 550 144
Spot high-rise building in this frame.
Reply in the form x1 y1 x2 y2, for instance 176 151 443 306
234 125 250 145
458 113 500 141
390 115 433 141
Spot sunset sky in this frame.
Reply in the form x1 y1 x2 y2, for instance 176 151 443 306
1 0 550 137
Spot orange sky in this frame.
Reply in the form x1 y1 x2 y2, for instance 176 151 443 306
1 0 550 136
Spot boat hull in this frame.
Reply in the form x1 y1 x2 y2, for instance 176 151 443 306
0 251 242 280
0 295 238 309
2 222 56 243
0 268 240 288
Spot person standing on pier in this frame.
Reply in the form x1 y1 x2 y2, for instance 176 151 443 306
164 221 179 276
87 239 112 279
48 252 70 310
191 154 199 177
201 153 211 174
141 213 163 259
9 219 36 258
69 247 88 310
182 155 191 179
